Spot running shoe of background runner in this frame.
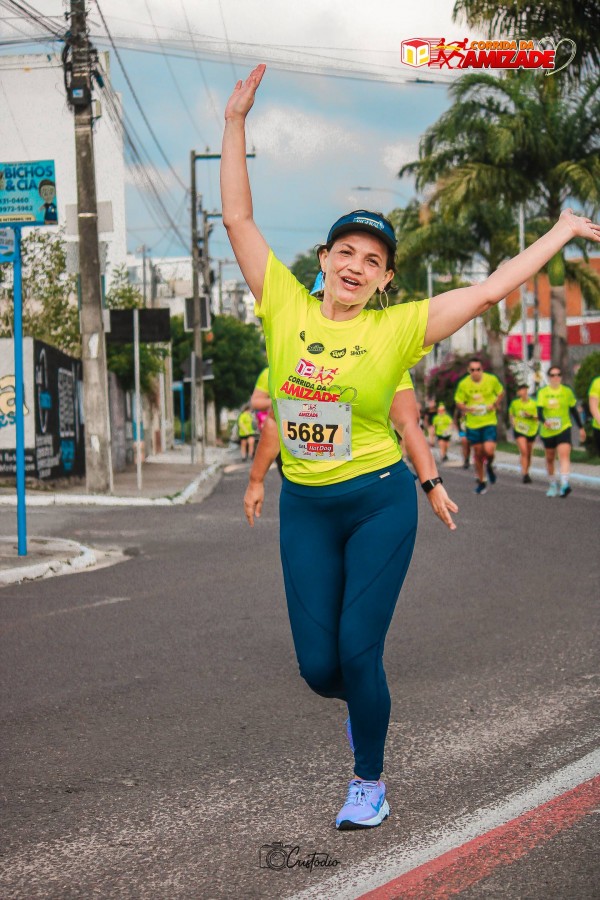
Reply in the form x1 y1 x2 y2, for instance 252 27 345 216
546 482 559 497
336 779 389 830
523 474 532 484
345 715 355 753
486 461 497 484
474 481 488 495
462 460 469 469
560 484 572 497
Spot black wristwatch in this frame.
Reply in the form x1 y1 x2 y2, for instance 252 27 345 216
421 476 443 494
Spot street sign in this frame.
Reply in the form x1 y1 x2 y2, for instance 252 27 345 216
0 160 58 226
105 309 171 343
184 295 211 332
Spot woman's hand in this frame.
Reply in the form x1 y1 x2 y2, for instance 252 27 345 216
225 63 266 122
558 208 600 243
244 478 265 527
427 484 458 531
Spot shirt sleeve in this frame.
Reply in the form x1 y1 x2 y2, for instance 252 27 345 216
395 371 413 393
390 299 432 369
255 250 309 328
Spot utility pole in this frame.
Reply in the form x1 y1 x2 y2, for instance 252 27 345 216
70 0 113 492
190 149 255 461
190 150 206 465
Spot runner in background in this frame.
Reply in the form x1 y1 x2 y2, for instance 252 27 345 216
454 359 504 495
508 383 539 483
588 375 600 456
422 399 437 448
431 403 453 463
251 366 283 476
454 407 470 469
245 373 459 531
537 367 585 497
236 405 257 461
251 366 271 432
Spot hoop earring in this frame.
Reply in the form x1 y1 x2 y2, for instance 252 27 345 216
379 289 389 310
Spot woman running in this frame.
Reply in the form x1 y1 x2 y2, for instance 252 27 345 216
508 383 539 483
221 63 600 830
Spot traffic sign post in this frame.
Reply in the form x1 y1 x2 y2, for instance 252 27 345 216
0 160 60 556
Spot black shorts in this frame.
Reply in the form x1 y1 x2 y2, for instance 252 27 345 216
436 434 451 441
514 430 536 443
593 430 600 455
541 429 571 449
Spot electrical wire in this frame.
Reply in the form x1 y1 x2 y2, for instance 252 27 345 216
177 0 222 129
143 0 209 146
93 0 188 192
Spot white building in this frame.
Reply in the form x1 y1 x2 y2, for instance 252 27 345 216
0 53 127 280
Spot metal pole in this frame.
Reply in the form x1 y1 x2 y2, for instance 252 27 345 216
179 384 185 443
190 351 196 464
519 204 527 366
141 245 147 306
133 307 142 490
12 227 27 556
159 370 167 454
190 151 205 466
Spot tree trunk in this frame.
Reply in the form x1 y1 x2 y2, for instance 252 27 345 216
485 325 507 441
550 285 570 378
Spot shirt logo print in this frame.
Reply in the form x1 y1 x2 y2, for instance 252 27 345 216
330 348 346 358
307 342 325 354
350 345 367 356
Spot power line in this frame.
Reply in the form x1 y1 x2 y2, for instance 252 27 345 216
178 0 221 128
143 0 209 146
93 0 188 192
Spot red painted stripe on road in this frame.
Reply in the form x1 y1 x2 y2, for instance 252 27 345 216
358 775 600 900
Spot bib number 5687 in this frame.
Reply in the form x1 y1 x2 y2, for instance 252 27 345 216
284 421 339 443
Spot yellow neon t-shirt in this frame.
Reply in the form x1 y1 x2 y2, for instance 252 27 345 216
254 366 270 394
536 384 576 438
256 251 431 485
454 372 504 429
588 376 600 431
509 397 539 437
432 413 453 436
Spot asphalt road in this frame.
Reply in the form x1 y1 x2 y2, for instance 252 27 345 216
0 463 599 899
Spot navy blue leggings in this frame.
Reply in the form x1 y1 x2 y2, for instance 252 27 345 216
279 460 418 780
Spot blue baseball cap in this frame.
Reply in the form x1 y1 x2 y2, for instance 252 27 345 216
327 210 397 255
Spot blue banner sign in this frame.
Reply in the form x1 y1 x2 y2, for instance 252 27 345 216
0 160 58 226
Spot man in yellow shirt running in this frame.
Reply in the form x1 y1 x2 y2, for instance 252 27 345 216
454 359 504 494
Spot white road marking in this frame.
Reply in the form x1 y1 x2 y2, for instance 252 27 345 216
289 747 600 900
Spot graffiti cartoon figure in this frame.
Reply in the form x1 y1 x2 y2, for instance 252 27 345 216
0 374 29 428
38 179 58 224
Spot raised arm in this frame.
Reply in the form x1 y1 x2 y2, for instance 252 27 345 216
221 64 270 301
424 210 600 346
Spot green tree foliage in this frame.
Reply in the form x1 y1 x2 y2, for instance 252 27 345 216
104 265 167 394
205 314 266 421
290 248 321 292
401 70 600 373
0 230 80 356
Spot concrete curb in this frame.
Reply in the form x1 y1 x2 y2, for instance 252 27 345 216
0 461 223 507
493 461 600 486
0 538 97 587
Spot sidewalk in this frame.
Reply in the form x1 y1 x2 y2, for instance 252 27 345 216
0 444 237 587
451 446 600 487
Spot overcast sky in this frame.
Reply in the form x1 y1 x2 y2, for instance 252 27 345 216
0 1 485 271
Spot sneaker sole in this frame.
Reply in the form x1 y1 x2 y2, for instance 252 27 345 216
336 800 390 830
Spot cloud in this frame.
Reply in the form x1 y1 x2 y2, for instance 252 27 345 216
250 105 359 164
382 140 419 175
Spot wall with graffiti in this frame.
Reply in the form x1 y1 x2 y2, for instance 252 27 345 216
0 338 84 480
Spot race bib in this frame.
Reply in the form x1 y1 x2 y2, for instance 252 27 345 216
472 405 487 416
546 417 562 431
277 398 352 461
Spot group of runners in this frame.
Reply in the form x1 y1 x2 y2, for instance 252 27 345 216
424 360 593 498
221 63 600 832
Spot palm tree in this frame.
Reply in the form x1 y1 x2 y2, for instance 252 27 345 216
453 0 600 79
401 70 600 374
